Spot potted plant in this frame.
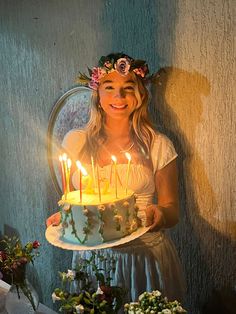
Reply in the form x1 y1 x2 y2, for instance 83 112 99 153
124 290 187 314
0 236 40 313
52 251 125 313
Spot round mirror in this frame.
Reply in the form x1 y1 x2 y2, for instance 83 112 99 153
47 86 92 195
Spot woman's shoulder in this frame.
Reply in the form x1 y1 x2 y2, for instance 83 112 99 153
151 131 178 171
62 129 86 143
152 131 174 147
62 129 86 158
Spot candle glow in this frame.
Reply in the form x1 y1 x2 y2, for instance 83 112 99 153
125 152 132 195
76 161 87 202
111 155 118 198
66 158 72 193
59 155 66 195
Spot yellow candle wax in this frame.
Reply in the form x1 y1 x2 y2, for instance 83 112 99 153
125 152 131 195
111 155 118 198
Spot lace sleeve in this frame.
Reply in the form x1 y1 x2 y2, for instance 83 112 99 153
151 133 178 173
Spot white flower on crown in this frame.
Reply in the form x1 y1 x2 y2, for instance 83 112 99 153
115 58 131 75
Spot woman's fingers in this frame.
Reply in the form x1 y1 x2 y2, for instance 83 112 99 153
149 208 163 231
145 205 165 231
145 205 155 227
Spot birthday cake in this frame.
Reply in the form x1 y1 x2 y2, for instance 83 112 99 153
58 189 141 246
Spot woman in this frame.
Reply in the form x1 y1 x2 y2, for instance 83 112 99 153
47 53 185 303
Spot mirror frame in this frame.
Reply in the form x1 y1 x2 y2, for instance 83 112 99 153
47 86 92 195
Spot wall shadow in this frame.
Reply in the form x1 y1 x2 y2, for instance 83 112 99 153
149 67 236 312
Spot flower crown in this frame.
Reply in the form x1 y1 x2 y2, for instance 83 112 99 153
76 53 150 90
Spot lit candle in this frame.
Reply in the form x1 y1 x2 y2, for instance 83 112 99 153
83 175 94 194
66 159 72 193
59 155 66 194
62 153 68 198
96 165 101 202
125 152 131 195
91 156 96 190
76 161 82 202
111 155 118 198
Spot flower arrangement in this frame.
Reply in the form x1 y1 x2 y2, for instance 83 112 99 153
0 236 40 311
52 251 125 313
77 53 150 90
124 290 187 314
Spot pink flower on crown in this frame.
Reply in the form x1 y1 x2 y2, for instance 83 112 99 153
89 67 106 90
133 65 148 78
104 60 113 70
115 58 131 75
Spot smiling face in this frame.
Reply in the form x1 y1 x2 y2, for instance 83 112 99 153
98 71 139 122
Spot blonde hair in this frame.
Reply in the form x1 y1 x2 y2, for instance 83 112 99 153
81 73 156 161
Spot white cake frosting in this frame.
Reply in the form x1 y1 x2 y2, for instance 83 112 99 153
59 190 140 246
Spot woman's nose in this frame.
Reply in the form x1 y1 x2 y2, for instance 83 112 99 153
114 88 125 98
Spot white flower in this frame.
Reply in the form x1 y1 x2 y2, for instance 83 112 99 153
75 304 84 313
138 292 146 301
162 310 172 314
95 286 104 295
113 214 123 223
66 269 76 280
175 305 185 313
115 58 131 75
51 292 61 303
152 290 161 297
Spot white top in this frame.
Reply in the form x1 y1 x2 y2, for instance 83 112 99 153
62 129 178 224
62 130 185 303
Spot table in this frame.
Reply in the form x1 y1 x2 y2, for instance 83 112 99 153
0 280 57 314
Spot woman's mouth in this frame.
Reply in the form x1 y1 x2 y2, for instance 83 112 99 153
110 104 128 110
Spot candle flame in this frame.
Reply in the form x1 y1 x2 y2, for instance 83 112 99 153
76 161 87 176
81 166 87 176
67 159 72 168
111 155 117 163
76 160 82 169
125 152 131 161
62 153 67 161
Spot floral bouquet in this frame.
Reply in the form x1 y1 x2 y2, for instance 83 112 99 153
124 290 187 314
0 236 40 311
52 251 125 313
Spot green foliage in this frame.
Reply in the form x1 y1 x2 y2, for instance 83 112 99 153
52 252 126 314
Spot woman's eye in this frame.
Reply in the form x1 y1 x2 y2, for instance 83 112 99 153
105 86 114 90
124 86 135 91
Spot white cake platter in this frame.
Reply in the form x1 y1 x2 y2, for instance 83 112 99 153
45 225 150 251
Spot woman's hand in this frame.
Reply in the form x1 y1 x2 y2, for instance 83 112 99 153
145 205 166 231
46 212 61 227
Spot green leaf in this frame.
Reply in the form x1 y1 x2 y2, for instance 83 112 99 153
84 297 92 305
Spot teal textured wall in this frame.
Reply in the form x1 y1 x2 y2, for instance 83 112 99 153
0 1 235 313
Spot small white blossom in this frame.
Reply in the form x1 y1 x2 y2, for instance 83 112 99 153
75 304 84 313
66 269 76 280
152 290 161 297
138 292 146 301
51 292 61 303
175 305 185 312
162 310 172 314
95 286 104 295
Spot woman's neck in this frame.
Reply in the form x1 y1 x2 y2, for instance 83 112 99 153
104 118 130 140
